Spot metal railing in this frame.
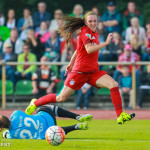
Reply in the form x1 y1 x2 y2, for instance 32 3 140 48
1 61 150 109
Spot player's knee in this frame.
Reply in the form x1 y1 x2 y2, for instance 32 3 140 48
109 81 118 89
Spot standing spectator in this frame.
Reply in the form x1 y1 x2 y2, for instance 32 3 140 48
125 17 145 45
17 8 33 41
16 43 37 81
44 30 60 62
32 56 56 98
0 43 17 85
102 1 121 34
113 44 141 88
5 9 16 30
76 83 93 110
33 2 51 32
123 1 144 31
0 8 5 26
70 4 84 18
118 65 133 109
26 29 44 61
91 6 101 23
35 21 50 44
3 28 23 54
49 9 63 31
107 32 123 61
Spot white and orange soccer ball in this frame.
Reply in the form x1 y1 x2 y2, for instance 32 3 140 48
45 126 66 146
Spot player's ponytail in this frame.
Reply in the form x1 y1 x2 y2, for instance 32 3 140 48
59 11 96 44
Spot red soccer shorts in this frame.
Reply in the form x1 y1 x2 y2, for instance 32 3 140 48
64 70 108 90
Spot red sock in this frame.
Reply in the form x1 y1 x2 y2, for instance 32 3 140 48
110 87 123 117
34 93 57 107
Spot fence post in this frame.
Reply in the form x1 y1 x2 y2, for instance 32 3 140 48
2 63 6 109
132 64 136 109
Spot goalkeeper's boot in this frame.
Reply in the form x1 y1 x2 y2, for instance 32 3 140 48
25 98 37 115
75 123 89 130
117 111 135 124
76 114 93 122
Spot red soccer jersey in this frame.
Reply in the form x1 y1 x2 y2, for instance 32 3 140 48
73 26 100 72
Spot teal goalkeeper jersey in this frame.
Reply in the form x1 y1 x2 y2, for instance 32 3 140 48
7 110 55 139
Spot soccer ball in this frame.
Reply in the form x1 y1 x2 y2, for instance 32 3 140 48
45 126 66 146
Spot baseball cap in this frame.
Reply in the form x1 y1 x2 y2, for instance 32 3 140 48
107 1 116 6
124 44 132 50
4 43 12 48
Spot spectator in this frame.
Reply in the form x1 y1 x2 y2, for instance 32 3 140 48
49 9 63 31
0 43 17 85
102 1 121 34
16 43 37 81
76 83 93 110
143 20 150 61
60 44 74 80
113 44 141 88
33 2 51 32
123 1 144 31
130 34 142 57
0 8 5 26
107 32 123 61
44 30 60 62
32 56 56 98
70 4 84 18
125 17 145 45
118 65 133 109
3 28 23 54
17 8 33 40
26 29 44 61
137 65 150 109
0 25 10 42
5 9 16 29
91 6 101 22
35 21 50 44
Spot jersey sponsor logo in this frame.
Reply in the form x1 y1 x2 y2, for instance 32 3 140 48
85 33 91 39
70 79 75 85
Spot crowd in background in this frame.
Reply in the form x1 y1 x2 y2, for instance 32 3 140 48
0 1 150 110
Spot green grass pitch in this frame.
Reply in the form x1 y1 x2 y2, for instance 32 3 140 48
0 119 150 150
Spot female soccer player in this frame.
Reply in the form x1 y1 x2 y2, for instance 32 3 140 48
26 11 135 124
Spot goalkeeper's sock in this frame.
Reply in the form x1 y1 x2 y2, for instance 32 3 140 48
34 94 57 107
110 87 123 117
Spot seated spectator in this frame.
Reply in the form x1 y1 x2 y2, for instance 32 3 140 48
130 34 142 57
5 9 16 29
32 56 56 98
17 8 33 41
125 17 145 45
0 9 5 26
3 28 23 54
60 44 74 80
26 29 44 61
137 65 150 109
143 20 150 61
35 21 50 44
91 6 101 22
76 83 93 110
102 1 121 34
113 44 141 88
107 32 123 61
33 2 51 32
16 43 37 81
0 43 17 85
118 65 133 109
44 30 60 62
70 4 84 18
0 25 10 42
123 1 144 31
49 9 63 31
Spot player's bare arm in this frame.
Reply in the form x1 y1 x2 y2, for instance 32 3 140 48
85 33 113 54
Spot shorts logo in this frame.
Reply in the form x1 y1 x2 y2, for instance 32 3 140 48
70 79 75 85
